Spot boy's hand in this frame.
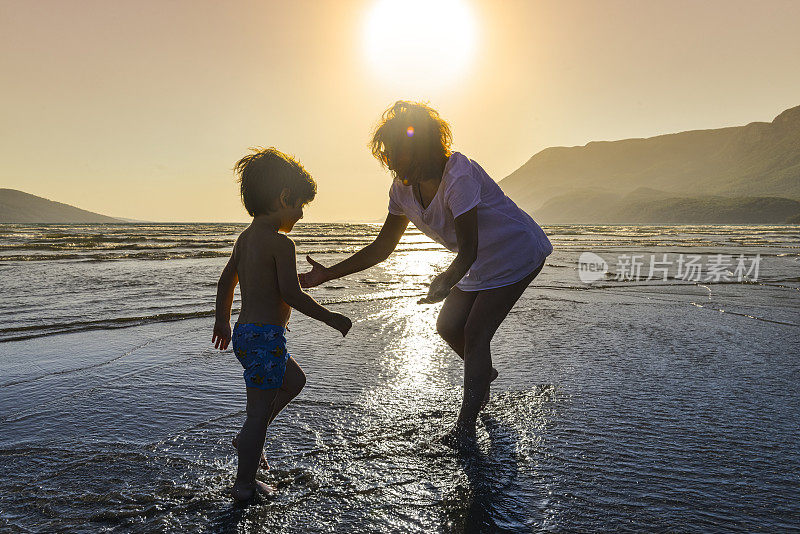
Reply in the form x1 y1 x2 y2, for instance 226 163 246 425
299 255 331 288
418 273 452 304
328 312 352 337
212 320 232 350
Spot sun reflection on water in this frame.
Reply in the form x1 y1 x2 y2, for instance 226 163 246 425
385 298 443 393
380 247 455 394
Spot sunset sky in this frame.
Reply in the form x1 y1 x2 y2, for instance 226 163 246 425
2 0 799 222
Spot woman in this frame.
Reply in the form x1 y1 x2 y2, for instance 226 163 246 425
300 101 552 446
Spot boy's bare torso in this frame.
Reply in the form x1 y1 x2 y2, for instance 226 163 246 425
234 224 292 327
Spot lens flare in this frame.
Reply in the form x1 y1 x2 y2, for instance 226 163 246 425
406 126 415 137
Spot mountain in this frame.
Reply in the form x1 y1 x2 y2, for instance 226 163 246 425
535 189 800 224
499 105 800 223
0 189 123 223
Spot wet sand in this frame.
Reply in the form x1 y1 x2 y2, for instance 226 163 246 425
2 275 798 531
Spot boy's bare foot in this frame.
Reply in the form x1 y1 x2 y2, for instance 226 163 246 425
439 424 477 449
233 434 270 470
230 480 277 501
482 367 499 410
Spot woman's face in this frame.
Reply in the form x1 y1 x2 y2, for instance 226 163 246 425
387 146 416 184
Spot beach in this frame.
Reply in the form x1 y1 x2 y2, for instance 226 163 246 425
1 223 799 532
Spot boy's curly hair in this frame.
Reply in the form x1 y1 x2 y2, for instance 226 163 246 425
370 100 453 177
234 147 316 217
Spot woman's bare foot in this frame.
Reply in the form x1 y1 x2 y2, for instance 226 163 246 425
481 367 499 410
233 434 269 470
231 480 276 501
231 482 255 501
439 424 477 449
255 480 277 496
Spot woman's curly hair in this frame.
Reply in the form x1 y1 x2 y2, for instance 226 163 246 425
369 101 453 179
234 147 316 217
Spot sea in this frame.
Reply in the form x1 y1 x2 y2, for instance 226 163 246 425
0 223 798 533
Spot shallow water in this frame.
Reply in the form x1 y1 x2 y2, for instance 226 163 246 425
1 223 799 532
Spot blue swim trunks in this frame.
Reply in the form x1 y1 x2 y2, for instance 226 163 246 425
232 323 289 390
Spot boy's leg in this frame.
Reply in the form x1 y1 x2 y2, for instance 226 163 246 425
233 425 269 470
232 386 279 500
233 358 306 467
443 266 542 446
436 289 498 404
267 357 306 426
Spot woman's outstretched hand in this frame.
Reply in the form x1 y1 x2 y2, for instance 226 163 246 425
299 255 331 288
418 273 453 304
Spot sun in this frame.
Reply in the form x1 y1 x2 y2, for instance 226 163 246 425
363 0 477 90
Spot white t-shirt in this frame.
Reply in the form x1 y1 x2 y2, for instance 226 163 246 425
388 152 553 291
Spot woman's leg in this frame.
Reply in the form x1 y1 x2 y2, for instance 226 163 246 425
436 289 498 404
436 288 478 356
444 265 543 444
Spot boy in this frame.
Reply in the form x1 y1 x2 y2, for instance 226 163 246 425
212 147 351 501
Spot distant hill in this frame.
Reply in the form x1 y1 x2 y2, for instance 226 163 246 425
536 188 800 224
499 105 800 223
0 189 123 223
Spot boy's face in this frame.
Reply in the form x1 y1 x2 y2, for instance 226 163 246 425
279 199 304 232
